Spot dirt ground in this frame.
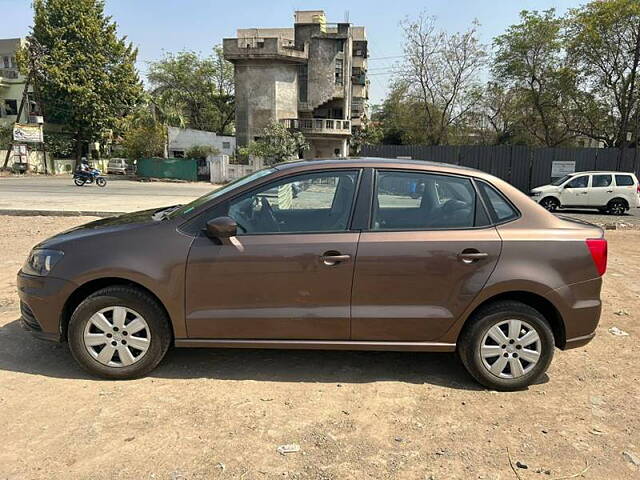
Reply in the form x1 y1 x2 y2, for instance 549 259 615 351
0 215 639 480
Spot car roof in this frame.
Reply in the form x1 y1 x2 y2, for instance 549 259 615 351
274 157 485 175
569 171 636 175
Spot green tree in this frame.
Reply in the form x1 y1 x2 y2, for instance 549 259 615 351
121 122 166 160
25 0 143 163
148 47 234 135
492 9 575 146
0 124 11 150
373 81 431 145
240 122 309 165
185 145 220 159
565 0 640 148
350 117 383 155
397 13 487 145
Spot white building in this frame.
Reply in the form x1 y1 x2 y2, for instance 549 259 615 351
167 126 236 158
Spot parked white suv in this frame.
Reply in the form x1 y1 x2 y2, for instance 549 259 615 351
531 171 640 214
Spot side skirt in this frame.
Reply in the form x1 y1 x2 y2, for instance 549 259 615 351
174 338 456 352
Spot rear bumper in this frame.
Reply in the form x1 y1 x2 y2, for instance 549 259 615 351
551 277 602 350
17 271 77 343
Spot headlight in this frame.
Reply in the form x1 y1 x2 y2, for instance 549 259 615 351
22 249 64 276
530 191 542 197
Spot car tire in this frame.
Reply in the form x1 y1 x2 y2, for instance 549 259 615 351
68 286 172 379
606 198 627 215
539 197 559 212
457 301 555 391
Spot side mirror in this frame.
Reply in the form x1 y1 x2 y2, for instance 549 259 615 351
205 216 237 240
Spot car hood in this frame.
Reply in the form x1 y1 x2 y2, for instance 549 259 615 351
35 208 163 250
530 184 560 194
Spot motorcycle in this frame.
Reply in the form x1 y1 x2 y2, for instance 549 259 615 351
73 168 107 187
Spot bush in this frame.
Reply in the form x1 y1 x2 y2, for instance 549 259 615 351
185 145 220 159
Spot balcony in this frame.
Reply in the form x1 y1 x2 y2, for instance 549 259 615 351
223 37 308 63
281 118 351 136
0 68 19 79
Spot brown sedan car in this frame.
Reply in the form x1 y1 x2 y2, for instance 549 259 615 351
17 159 607 390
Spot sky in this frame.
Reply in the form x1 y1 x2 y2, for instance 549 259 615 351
1 0 585 104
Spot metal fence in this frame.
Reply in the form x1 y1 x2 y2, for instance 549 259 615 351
360 144 640 192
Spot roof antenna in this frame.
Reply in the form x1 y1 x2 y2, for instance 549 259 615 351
344 10 350 23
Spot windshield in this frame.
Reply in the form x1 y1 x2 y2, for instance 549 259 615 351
167 167 277 218
551 174 573 186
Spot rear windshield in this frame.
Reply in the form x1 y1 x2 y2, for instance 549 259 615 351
615 175 635 186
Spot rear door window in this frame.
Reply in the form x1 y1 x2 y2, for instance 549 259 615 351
615 175 635 186
592 175 612 187
372 171 478 230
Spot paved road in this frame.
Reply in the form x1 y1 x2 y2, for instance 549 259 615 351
554 208 640 229
0 175 216 213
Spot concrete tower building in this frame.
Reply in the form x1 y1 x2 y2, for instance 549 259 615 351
223 10 368 159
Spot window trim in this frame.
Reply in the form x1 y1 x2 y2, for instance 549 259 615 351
475 179 521 226
367 169 495 232
191 168 364 237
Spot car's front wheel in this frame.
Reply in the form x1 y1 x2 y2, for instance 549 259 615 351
68 286 171 379
539 197 560 212
458 301 555 391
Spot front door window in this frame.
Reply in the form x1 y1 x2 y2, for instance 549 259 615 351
227 170 359 234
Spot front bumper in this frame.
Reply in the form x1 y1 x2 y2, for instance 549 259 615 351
17 271 77 343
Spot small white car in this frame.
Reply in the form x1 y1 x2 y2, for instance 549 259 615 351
531 171 640 214
106 158 133 175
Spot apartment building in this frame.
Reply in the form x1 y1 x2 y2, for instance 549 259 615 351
223 10 369 159
0 38 36 126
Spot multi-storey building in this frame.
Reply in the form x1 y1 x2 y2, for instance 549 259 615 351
223 10 368 159
0 38 36 127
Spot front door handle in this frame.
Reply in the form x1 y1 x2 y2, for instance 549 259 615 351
457 251 488 264
320 252 351 266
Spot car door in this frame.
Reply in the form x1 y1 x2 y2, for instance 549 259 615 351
559 174 590 206
185 169 361 340
587 174 613 207
350 170 503 342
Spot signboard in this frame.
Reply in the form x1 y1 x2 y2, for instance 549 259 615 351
551 160 575 178
12 123 43 143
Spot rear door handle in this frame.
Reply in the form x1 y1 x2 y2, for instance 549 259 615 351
320 253 351 266
457 252 488 264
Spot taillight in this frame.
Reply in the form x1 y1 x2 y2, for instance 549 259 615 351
636 184 640 194
586 238 608 276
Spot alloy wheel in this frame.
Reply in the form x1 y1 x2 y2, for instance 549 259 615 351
480 319 541 379
83 306 151 367
608 201 625 215
540 198 558 212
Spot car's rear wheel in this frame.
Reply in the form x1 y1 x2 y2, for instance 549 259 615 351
539 197 559 212
68 286 171 379
458 301 554 391
606 198 627 215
